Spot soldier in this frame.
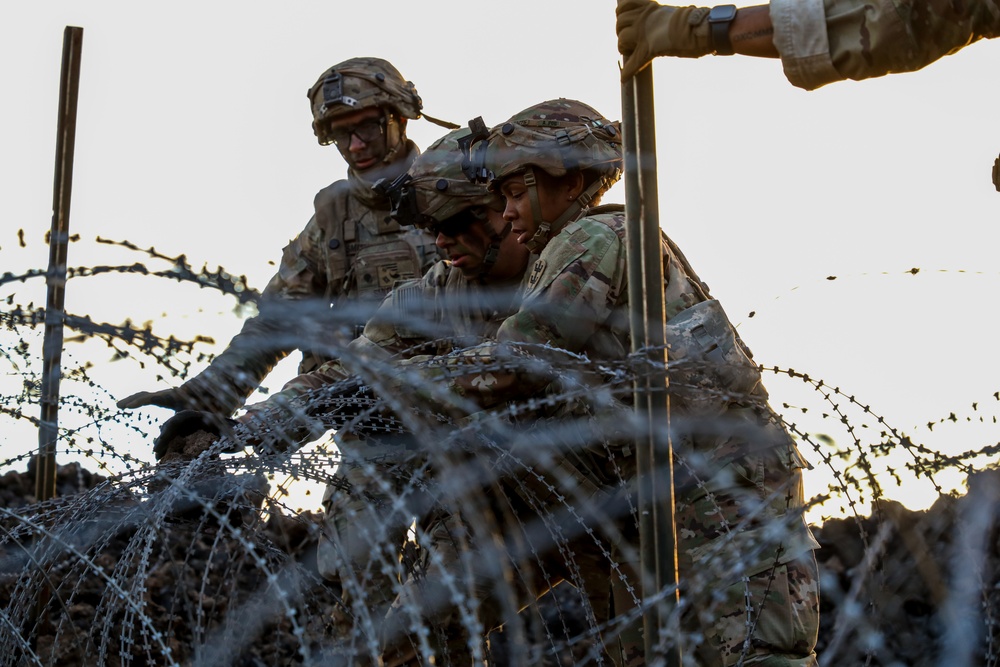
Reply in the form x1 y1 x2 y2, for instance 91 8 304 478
616 0 1000 89
228 126 533 662
117 56 454 416
458 98 822 665
122 57 461 654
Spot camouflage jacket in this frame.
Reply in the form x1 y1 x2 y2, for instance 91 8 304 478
194 142 441 409
501 204 820 574
497 204 708 358
772 0 1000 90
272 258 524 399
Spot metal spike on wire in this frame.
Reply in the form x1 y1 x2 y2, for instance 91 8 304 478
622 62 682 665
37 26 84 503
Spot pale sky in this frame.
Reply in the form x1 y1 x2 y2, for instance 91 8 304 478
3 1 999 517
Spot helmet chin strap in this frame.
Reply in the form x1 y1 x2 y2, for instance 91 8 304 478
381 113 406 164
478 219 512 280
522 167 613 254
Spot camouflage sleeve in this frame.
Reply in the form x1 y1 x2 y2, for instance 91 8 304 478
772 0 1000 90
496 217 627 352
246 263 452 410
264 212 332 302
184 305 293 412
184 211 334 409
255 358 355 407
353 260 454 356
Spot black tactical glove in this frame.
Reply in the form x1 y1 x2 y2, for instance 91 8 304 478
118 387 190 412
153 410 237 461
118 368 249 415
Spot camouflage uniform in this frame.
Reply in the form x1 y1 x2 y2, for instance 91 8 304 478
224 149 441 378
132 58 454 653
494 205 821 666
468 99 821 666
118 57 446 416
772 0 1000 89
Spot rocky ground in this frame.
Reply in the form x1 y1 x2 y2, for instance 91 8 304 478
2 463 998 666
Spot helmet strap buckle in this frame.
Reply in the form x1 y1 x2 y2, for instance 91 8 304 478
522 168 553 253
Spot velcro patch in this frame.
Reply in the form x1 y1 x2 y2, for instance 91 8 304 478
527 259 546 288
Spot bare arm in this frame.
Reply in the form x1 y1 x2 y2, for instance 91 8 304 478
729 5 779 57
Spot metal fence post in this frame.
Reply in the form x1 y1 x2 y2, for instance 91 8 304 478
36 26 84 502
622 63 681 666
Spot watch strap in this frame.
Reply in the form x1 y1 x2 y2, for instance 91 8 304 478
708 5 738 56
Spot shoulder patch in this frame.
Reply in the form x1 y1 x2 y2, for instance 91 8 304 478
527 259 547 288
392 280 426 339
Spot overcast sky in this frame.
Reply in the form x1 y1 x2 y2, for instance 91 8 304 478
3 1 998 515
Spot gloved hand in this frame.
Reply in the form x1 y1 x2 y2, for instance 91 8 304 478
117 369 246 415
118 387 189 412
153 409 236 460
617 1 713 79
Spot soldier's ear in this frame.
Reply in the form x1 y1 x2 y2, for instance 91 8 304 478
565 171 585 200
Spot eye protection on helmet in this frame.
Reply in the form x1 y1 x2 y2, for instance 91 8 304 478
424 206 489 238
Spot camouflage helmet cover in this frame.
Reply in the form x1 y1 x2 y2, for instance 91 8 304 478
392 127 503 229
308 56 423 146
483 98 623 189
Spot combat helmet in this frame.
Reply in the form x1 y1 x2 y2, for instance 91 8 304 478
378 123 509 278
468 98 623 253
308 56 456 147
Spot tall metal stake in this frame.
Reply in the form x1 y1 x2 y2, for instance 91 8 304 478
36 26 84 503
622 64 681 666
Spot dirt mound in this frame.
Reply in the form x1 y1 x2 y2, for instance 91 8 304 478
2 464 998 665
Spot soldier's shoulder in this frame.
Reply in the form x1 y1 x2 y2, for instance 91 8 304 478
313 178 352 208
580 203 626 232
559 205 627 252
422 258 458 287
525 210 626 292
587 203 625 217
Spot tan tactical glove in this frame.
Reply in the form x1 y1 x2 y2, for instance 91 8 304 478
617 1 712 79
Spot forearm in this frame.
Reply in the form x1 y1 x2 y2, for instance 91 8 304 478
730 5 780 57
212 308 291 379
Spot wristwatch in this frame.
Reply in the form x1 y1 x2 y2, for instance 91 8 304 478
708 5 738 56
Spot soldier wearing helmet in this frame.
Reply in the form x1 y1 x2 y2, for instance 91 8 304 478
463 98 821 666
118 57 456 418
229 126 532 659
383 126 527 284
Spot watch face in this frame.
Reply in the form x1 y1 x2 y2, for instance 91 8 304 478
708 4 738 22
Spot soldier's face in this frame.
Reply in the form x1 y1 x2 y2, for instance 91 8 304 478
326 107 389 172
499 171 578 246
435 208 529 281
